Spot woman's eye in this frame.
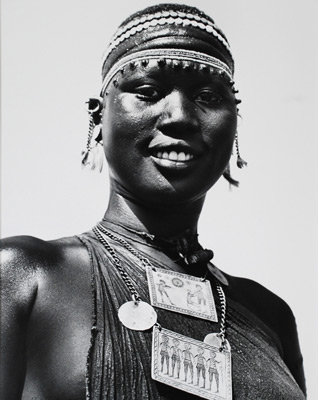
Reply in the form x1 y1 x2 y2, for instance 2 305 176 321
134 85 161 100
195 90 222 105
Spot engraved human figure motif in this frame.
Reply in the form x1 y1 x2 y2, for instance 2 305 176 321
193 285 206 306
159 335 170 374
157 280 174 305
194 346 207 388
207 350 221 392
182 343 194 384
170 339 181 378
187 284 207 312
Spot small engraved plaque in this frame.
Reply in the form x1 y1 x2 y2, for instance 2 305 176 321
147 266 218 322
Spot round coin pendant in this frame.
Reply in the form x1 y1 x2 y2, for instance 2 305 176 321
118 301 157 331
204 333 231 350
204 332 222 347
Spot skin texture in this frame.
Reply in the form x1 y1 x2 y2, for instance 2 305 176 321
0 61 306 398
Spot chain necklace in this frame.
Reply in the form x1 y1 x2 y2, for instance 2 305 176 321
93 223 228 351
92 223 232 399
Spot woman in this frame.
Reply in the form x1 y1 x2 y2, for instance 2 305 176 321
0 3 306 399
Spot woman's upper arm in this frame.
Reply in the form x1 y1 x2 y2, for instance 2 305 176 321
0 237 40 399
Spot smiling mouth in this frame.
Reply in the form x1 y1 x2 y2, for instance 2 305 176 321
153 150 194 162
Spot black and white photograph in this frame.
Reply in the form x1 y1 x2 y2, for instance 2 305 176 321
1 0 316 399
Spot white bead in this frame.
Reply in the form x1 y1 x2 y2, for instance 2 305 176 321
175 17 183 25
177 11 186 18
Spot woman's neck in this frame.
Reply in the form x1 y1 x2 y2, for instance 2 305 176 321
103 191 205 240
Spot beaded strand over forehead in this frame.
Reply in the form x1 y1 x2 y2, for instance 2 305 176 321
102 9 233 70
100 48 233 96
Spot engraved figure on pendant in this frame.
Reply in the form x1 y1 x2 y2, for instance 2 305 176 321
182 343 194 384
170 339 181 378
159 334 170 374
194 346 207 388
187 284 207 312
207 350 220 392
157 280 174 305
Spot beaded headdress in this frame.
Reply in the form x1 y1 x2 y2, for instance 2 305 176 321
101 3 235 96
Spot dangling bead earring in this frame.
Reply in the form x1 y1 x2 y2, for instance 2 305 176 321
81 98 104 172
235 131 247 169
223 163 239 188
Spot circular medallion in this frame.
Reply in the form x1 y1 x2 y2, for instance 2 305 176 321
118 301 157 331
204 332 222 347
204 333 231 350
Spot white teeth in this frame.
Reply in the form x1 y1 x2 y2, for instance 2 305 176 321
154 151 194 161
177 152 186 161
169 151 178 161
162 152 169 159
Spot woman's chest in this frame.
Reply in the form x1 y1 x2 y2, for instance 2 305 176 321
22 262 92 399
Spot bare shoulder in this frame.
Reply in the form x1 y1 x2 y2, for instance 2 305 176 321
0 234 89 306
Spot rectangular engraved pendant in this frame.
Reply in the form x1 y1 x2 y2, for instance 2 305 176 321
146 266 218 322
152 326 232 400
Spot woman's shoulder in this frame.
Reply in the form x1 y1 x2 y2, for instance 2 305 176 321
1 234 87 269
0 234 89 292
224 273 296 326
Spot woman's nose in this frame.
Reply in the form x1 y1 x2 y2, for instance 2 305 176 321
157 90 200 136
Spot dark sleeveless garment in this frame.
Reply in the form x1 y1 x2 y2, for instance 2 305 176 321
78 229 306 400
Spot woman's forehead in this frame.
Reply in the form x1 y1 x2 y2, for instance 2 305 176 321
114 59 233 89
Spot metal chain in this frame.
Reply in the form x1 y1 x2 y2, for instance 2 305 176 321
92 227 141 302
86 114 95 151
216 284 227 351
94 223 228 347
96 223 153 268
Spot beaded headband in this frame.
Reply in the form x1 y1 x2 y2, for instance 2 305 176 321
102 10 232 70
100 48 233 96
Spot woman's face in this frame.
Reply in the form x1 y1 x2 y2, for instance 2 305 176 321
102 60 237 206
